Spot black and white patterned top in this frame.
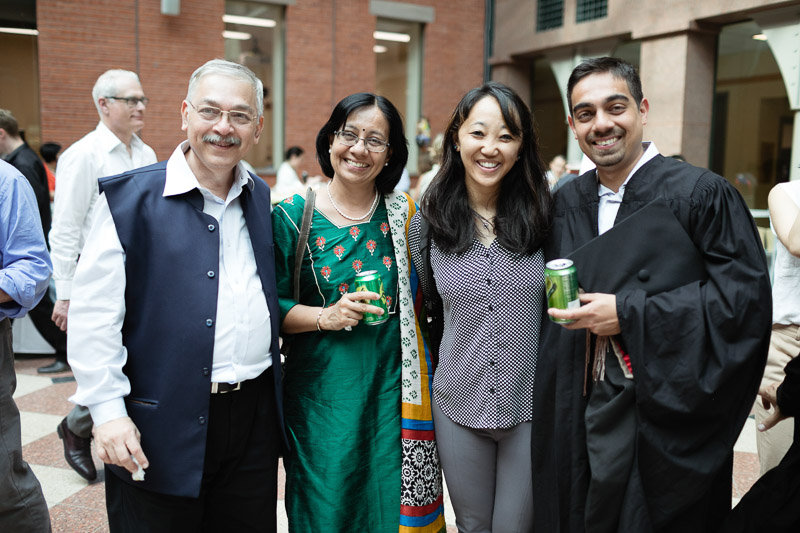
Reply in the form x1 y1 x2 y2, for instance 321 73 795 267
408 212 545 429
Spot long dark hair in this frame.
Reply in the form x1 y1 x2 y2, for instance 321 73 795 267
422 82 551 254
315 92 408 194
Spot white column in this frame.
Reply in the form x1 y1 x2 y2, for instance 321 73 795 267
755 12 800 181
793 111 800 182
548 44 613 170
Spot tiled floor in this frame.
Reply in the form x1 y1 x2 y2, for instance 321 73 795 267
14 354 759 532
13 355 458 532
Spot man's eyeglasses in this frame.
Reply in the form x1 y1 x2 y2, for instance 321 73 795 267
104 96 149 108
187 101 255 126
334 131 390 153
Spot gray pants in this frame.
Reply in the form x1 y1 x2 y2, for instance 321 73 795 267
0 318 51 532
66 404 93 439
433 398 533 533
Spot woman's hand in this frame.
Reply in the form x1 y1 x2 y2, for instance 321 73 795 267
319 291 384 331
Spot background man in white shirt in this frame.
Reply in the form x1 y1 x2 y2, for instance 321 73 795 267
67 59 284 532
272 145 304 202
49 69 157 482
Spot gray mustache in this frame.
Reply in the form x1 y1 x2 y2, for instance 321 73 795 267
202 134 241 146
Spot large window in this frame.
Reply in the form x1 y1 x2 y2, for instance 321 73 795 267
576 0 607 23
224 1 284 171
714 20 792 211
0 1 40 150
537 0 564 32
374 18 423 174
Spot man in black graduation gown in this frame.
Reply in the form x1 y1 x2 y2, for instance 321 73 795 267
532 57 772 533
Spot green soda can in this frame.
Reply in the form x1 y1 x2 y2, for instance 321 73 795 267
545 259 580 324
354 270 389 326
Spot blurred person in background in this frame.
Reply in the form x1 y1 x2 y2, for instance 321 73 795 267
272 146 306 202
755 181 800 475
39 142 61 201
0 110 50 246
414 132 443 202
49 69 157 482
546 154 567 189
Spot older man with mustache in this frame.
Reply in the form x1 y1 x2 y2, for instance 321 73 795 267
66 59 284 532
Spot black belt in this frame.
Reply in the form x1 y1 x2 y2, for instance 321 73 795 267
210 368 271 394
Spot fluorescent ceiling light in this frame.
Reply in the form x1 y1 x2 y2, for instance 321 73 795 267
223 30 252 40
373 45 388 53
752 33 767 41
374 30 410 43
0 27 38 36
223 14 276 28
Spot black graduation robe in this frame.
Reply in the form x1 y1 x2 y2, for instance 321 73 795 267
532 154 772 533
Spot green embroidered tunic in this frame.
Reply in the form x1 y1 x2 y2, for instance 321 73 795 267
273 194 401 532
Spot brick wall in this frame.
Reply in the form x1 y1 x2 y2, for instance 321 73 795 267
421 0 485 144
37 0 485 171
284 0 336 174
38 0 223 160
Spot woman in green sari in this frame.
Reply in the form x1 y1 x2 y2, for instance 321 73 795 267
272 93 445 533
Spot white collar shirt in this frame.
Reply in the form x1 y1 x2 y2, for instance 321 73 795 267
164 141 272 384
68 141 271 426
50 121 157 299
597 142 659 235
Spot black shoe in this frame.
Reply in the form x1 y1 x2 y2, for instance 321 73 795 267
37 360 71 374
57 417 97 481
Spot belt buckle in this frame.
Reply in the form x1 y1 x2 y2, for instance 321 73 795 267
210 381 243 394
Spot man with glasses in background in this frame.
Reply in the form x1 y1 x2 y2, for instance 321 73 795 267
67 59 284 531
49 69 157 482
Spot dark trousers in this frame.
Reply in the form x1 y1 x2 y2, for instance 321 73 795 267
105 369 279 533
0 318 52 532
584 354 642 533
25 293 67 361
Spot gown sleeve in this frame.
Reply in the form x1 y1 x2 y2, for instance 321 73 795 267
616 172 772 524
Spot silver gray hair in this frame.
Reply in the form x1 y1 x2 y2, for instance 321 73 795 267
186 59 264 118
92 70 142 118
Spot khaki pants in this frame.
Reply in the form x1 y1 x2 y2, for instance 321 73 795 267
754 323 799 476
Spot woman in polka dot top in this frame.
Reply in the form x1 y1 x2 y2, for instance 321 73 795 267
409 82 552 532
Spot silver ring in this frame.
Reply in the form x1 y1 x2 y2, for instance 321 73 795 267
344 326 353 332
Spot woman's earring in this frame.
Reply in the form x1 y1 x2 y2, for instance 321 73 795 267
328 146 332 153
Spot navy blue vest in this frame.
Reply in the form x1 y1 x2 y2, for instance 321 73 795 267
99 161 283 497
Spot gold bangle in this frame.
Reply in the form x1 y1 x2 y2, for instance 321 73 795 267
316 308 324 332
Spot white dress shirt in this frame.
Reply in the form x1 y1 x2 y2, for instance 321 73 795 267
49 122 157 300
275 161 301 190
272 160 304 202
597 142 659 235
68 141 272 426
